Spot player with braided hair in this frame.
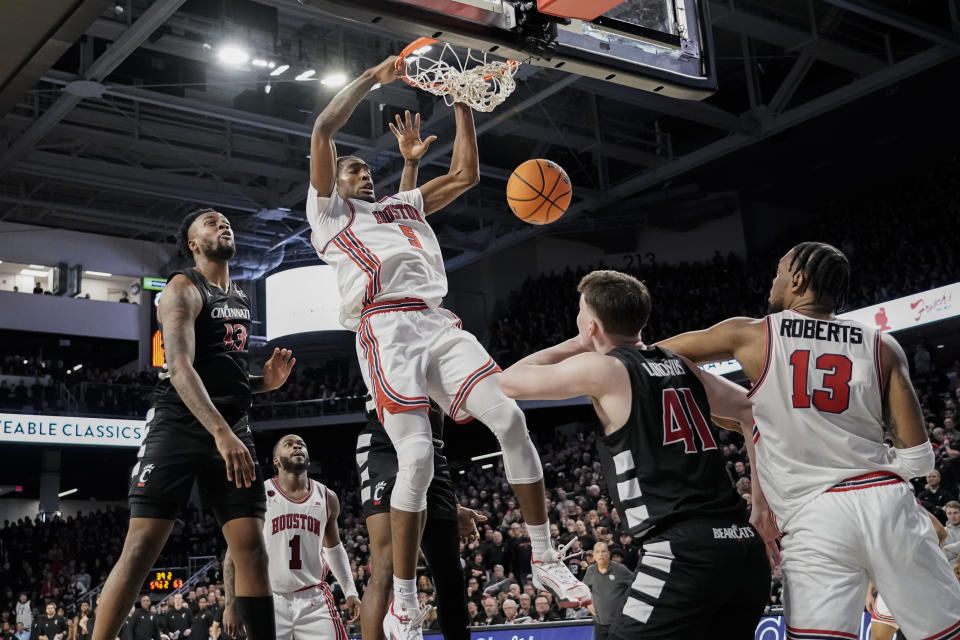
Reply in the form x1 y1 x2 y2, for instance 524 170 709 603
658 241 960 639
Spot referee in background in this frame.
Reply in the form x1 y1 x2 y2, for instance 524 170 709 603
583 542 633 640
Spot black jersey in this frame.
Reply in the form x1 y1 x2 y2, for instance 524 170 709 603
154 268 252 416
596 346 744 538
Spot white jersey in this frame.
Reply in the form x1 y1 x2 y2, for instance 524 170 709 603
263 477 331 594
306 185 447 331
748 310 904 528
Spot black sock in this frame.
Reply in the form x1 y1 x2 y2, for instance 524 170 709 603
234 596 276 640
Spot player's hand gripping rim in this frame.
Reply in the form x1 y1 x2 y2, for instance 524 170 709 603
216 430 256 489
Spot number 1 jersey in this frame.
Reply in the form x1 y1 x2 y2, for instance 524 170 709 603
748 310 903 528
306 185 447 331
263 478 331 594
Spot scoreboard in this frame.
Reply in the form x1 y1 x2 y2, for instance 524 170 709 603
143 568 187 594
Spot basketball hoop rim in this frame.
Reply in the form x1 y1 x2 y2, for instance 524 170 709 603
395 37 519 89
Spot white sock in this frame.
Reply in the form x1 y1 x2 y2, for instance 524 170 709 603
393 576 418 611
528 522 551 557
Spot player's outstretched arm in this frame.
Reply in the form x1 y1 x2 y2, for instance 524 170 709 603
251 347 296 394
161 276 255 489
390 110 434 192
500 337 608 401
311 57 401 195
880 333 936 480
322 490 361 622
657 317 761 366
419 102 479 215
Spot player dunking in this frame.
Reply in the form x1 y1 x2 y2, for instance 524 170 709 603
91 209 295 640
307 57 589 639
500 270 771 638
222 434 360 640
659 242 960 638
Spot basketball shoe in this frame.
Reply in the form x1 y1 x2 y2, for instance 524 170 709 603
531 546 592 608
382 600 431 640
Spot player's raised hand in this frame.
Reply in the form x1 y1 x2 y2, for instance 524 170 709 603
216 431 256 488
371 55 402 86
390 111 438 161
222 603 243 638
344 595 361 623
262 347 295 391
457 505 488 544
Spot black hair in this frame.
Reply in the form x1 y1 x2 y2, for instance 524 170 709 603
788 241 850 312
336 156 364 174
176 208 217 257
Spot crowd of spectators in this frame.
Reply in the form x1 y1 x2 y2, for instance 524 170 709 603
488 161 959 367
0 356 159 417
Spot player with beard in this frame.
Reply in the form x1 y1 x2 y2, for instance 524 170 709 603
91 209 296 640
224 434 361 640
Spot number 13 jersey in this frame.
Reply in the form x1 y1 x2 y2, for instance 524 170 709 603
307 185 447 331
748 310 903 529
263 478 331 594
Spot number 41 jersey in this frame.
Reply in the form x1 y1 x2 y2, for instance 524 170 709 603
596 346 745 539
263 478 331 594
749 310 902 529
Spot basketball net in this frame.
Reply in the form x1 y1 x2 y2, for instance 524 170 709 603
397 38 519 112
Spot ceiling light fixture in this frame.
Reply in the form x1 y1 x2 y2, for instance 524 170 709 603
217 46 249 66
20 269 48 277
320 73 347 87
264 83 272 94
295 69 316 81
252 58 269 68
84 270 112 277
270 64 289 77
29 264 47 269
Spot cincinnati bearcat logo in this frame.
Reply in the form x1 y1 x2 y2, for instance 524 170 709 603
136 463 156 488
373 481 388 505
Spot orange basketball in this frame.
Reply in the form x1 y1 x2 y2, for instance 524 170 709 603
506 159 572 225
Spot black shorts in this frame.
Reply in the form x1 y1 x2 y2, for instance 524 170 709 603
356 421 458 521
608 517 769 640
128 405 266 525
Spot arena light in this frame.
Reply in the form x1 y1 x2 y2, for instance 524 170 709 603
73 364 83 371
84 270 112 277
295 69 316 81
264 83 272 95
320 72 347 87
251 58 269 68
29 264 47 269
470 451 503 462
481 463 494 470
270 64 289 77
58 488 78 498
20 269 48 277
217 46 249 66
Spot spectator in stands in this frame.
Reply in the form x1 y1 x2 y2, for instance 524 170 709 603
73 602 92 640
944 501 960 562
531 596 558 623
517 593 532 619
919 470 957 512
15 595 30 631
478 597 503 626
128 596 161 640
189 596 213 640
483 565 509 594
14 623 27 640
118 292 130 304
501 600 519 624
30 602 67 640
32 284 42 295
465 601 480 626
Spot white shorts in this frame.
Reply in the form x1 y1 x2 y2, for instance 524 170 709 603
872 593 897 629
780 476 960 640
356 298 500 422
274 584 347 640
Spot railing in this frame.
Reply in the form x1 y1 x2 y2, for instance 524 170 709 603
251 395 367 420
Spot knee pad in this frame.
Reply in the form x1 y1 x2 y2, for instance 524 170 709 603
392 431 435 512
477 400 543 485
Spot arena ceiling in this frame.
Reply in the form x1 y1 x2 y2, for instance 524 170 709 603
0 0 958 271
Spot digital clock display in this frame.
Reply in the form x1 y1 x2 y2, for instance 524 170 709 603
143 569 186 593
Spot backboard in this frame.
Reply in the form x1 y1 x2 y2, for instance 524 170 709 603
297 0 716 100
